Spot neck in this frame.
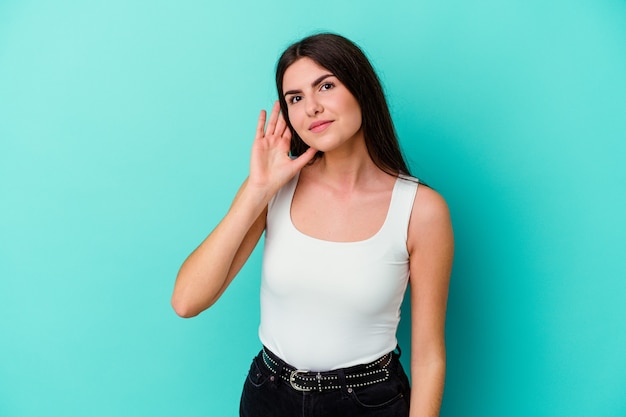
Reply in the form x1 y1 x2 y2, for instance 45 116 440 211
313 139 381 191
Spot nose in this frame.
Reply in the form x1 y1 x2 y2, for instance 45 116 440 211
305 96 322 117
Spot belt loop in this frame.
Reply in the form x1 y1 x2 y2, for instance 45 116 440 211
274 352 285 387
274 360 284 387
337 368 348 398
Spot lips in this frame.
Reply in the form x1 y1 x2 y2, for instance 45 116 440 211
308 120 333 133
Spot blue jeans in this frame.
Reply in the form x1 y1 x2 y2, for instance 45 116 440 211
239 348 411 417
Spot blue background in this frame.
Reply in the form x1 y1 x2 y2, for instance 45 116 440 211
1 0 625 416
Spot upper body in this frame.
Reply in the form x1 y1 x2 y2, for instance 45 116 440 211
171 34 454 417
260 172 418 371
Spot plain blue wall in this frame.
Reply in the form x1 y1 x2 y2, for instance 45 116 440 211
1 0 625 416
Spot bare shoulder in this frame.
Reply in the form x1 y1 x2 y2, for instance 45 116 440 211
407 184 453 254
411 184 451 225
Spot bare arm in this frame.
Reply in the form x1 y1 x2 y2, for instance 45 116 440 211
171 181 268 317
407 186 454 417
171 102 317 318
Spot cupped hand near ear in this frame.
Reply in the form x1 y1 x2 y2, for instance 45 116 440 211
248 101 317 195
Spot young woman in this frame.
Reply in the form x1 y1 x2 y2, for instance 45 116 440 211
172 33 454 417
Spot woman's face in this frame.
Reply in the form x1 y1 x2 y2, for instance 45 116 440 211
282 57 363 153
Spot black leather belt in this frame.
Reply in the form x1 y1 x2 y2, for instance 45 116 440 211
261 348 392 392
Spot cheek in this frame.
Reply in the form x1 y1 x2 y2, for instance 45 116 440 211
287 109 308 138
347 107 363 132
340 96 362 129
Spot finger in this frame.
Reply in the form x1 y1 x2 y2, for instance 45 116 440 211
255 110 267 140
277 127 292 150
275 109 287 135
265 101 281 136
281 126 292 142
291 146 318 171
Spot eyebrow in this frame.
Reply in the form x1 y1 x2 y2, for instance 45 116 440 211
283 73 334 97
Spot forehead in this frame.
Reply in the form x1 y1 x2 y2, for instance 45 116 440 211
282 57 332 89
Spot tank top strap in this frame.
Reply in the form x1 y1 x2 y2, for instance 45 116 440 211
384 175 419 242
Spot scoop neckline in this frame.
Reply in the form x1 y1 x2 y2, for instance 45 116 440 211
287 172 401 245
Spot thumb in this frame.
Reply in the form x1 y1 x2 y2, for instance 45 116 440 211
291 147 318 171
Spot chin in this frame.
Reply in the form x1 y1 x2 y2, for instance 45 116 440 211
300 136 343 153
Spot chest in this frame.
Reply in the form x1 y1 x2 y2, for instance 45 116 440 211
290 184 393 242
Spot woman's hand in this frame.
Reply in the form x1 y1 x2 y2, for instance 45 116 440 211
249 101 317 194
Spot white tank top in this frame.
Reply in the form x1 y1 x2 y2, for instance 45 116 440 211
258 173 418 371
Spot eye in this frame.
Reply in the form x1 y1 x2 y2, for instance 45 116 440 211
289 95 302 104
320 82 334 91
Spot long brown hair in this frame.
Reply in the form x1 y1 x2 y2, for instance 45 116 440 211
276 33 411 177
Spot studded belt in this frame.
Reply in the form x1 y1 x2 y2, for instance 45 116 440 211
261 347 392 392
